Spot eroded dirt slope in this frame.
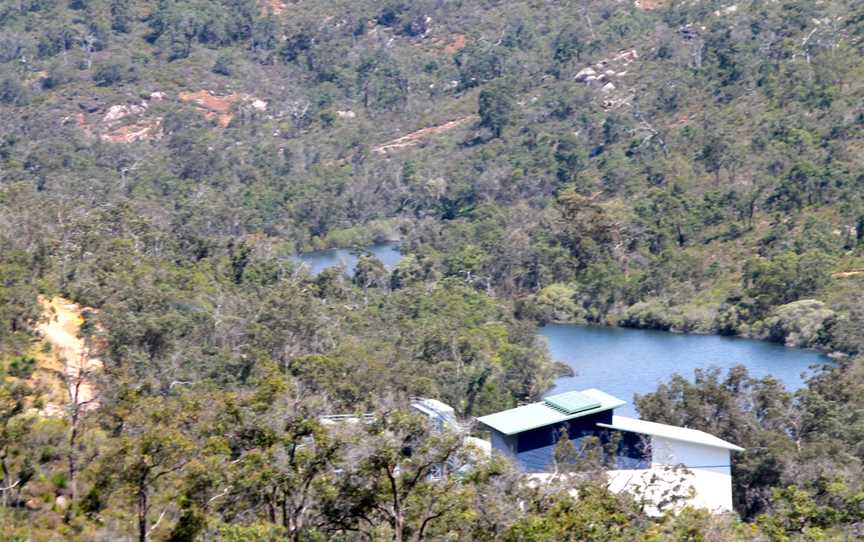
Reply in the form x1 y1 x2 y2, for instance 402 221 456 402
36 297 103 413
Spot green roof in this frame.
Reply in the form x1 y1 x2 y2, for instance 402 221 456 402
476 389 626 436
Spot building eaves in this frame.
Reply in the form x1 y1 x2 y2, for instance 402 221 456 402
597 415 744 452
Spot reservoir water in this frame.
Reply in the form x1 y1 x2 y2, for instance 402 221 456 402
541 323 829 416
296 242 403 275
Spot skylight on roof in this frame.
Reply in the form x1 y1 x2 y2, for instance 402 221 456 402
543 391 601 415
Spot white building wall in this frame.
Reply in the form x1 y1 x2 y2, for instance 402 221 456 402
606 466 735 514
650 436 731 473
645 436 735 512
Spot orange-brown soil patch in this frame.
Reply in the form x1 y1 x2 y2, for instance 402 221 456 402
261 0 285 15
179 90 241 127
669 114 690 129
637 0 665 10
443 34 467 54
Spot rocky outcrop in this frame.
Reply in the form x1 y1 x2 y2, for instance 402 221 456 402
61 89 267 143
572 49 641 110
100 118 163 144
64 96 162 143
575 67 597 83
574 49 637 87
102 102 147 123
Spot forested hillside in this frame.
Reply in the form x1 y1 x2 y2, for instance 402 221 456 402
1 0 863 539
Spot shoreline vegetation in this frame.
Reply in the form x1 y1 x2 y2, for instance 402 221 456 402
298 245 853 357
300 244 851 359
523 283 855 356
533 307 842 357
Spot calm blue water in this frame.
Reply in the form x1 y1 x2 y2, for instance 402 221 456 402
541 323 829 416
295 242 403 276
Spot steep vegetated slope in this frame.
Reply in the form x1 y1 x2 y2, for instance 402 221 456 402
1 0 862 351
1 0 864 539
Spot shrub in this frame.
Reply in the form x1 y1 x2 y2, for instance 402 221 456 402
212 53 234 76
756 299 835 348
0 77 28 105
92 61 135 86
534 283 584 322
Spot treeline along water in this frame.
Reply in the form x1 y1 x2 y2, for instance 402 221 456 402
297 246 828 416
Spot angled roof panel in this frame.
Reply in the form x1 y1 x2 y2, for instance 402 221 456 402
597 415 744 452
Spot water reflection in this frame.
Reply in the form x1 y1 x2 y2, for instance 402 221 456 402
295 242 403 276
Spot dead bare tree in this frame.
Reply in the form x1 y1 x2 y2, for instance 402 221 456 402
63 336 101 521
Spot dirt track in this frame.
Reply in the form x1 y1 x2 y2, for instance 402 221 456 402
373 116 477 154
833 269 864 278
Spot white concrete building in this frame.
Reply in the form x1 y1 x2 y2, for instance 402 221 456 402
599 416 742 513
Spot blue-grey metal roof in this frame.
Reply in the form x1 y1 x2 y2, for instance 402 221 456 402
476 389 626 436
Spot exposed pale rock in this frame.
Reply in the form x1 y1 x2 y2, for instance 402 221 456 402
613 49 639 63
102 103 147 124
61 112 87 127
100 117 163 144
714 5 738 17
575 67 597 82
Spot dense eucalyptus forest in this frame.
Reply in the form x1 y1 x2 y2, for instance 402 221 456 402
1 0 863 539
